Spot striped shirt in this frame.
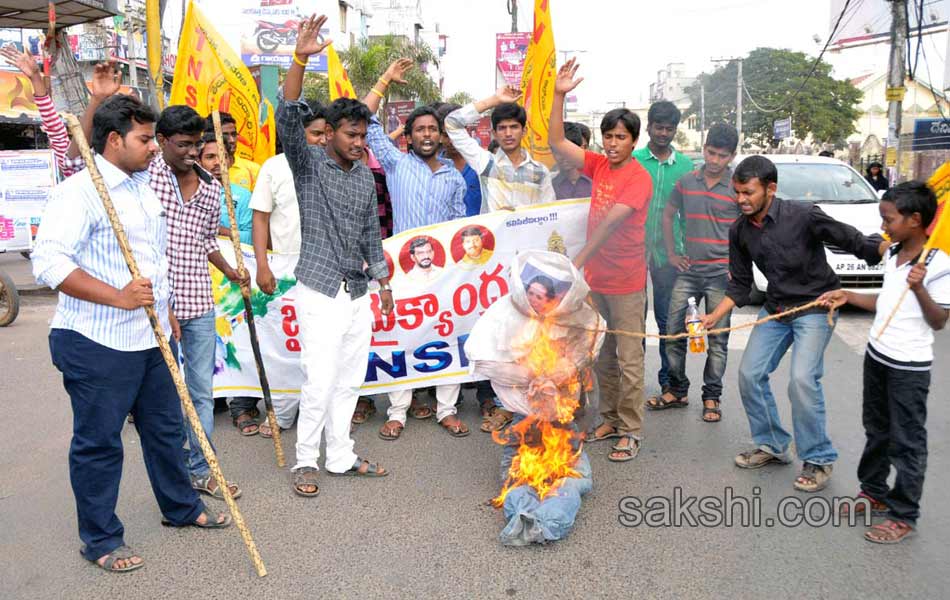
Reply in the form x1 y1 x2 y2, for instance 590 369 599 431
34 94 70 172
32 155 172 351
64 153 225 320
633 146 693 267
444 103 555 211
668 167 738 276
365 118 466 233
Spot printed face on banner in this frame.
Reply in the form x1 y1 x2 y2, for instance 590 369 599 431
400 235 447 284
451 224 496 268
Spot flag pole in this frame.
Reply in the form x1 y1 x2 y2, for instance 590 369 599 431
61 112 267 578
211 110 286 468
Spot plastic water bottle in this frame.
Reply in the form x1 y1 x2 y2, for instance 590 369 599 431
686 297 706 353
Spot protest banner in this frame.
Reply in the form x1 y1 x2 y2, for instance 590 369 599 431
211 199 590 398
496 32 531 87
0 149 57 251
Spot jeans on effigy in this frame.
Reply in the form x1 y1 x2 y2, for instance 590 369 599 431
499 450 592 546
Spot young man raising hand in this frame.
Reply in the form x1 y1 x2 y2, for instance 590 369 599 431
548 58 654 463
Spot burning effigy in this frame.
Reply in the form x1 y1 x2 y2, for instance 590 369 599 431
466 249 605 545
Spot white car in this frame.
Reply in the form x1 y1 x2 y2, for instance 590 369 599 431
735 155 884 303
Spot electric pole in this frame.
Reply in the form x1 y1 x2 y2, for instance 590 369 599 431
700 78 706 148
736 59 743 150
509 0 518 33
886 0 907 183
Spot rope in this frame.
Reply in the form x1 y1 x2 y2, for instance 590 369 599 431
572 299 834 341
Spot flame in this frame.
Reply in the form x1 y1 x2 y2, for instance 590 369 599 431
491 318 585 508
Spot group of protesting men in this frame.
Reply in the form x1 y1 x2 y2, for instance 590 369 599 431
6 8 947 570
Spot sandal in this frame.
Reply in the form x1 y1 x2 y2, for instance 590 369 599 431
646 393 689 411
161 507 232 528
83 545 144 573
351 398 377 425
734 449 789 469
793 462 833 493
292 466 320 497
608 434 640 462
410 401 434 420
702 399 722 423
865 519 915 544
840 491 889 517
191 474 242 500
480 408 513 432
259 421 287 439
440 415 470 438
585 423 622 443
328 457 389 477
479 398 496 418
232 412 259 436
378 420 404 440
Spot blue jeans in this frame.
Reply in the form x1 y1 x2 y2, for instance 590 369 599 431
499 416 592 545
648 262 679 390
179 310 217 478
738 310 838 465
666 271 731 400
50 330 204 562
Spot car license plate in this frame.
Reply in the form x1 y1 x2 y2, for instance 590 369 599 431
834 262 883 272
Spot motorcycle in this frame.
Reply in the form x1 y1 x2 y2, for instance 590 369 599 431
254 17 300 53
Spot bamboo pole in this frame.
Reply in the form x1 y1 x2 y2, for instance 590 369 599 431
211 111 286 468
61 113 267 578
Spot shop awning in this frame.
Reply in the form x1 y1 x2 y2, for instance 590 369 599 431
0 0 118 29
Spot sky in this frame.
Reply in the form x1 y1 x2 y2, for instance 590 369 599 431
161 0 949 112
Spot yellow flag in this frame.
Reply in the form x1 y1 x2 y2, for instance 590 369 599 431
519 0 557 168
146 0 164 110
327 44 356 101
254 98 276 166
926 161 950 253
169 1 263 162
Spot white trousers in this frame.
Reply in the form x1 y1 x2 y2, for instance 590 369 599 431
387 384 460 424
294 282 371 473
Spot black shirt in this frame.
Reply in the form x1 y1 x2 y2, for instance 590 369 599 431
726 197 884 312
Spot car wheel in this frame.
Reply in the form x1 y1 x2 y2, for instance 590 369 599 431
0 270 20 327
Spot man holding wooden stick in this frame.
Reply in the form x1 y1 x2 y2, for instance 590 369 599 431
32 95 232 573
278 14 393 497
65 100 250 500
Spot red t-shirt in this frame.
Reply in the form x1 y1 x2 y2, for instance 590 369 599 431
581 151 653 294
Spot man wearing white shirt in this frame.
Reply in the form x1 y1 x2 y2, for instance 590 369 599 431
32 95 230 574
444 86 555 211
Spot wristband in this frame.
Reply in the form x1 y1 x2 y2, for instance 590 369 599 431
380 283 393 292
379 77 391 86
371 87 385 99
293 53 308 67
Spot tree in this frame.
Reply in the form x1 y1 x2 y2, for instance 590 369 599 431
444 91 475 105
339 35 441 103
297 36 441 108
685 47 862 148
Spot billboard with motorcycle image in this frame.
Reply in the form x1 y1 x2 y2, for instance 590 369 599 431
198 0 329 72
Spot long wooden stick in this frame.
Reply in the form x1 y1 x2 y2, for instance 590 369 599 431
62 113 267 578
874 250 930 340
211 111 285 468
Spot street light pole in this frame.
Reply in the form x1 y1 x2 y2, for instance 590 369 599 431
886 0 908 183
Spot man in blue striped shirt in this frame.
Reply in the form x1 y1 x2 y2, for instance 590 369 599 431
362 59 467 235
32 95 230 574
362 59 471 439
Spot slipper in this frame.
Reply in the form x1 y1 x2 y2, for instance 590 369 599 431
82 545 144 573
328 457 389 477
292 466 320 498
351 398 377 425
646 394 689 411
480 408 513 433
440 417 470 438
259 421 287 439
161 507 232 528
378 421 404 441
232 412 259 436
585 425 622 442
410 402 434 420
191 474 242 500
